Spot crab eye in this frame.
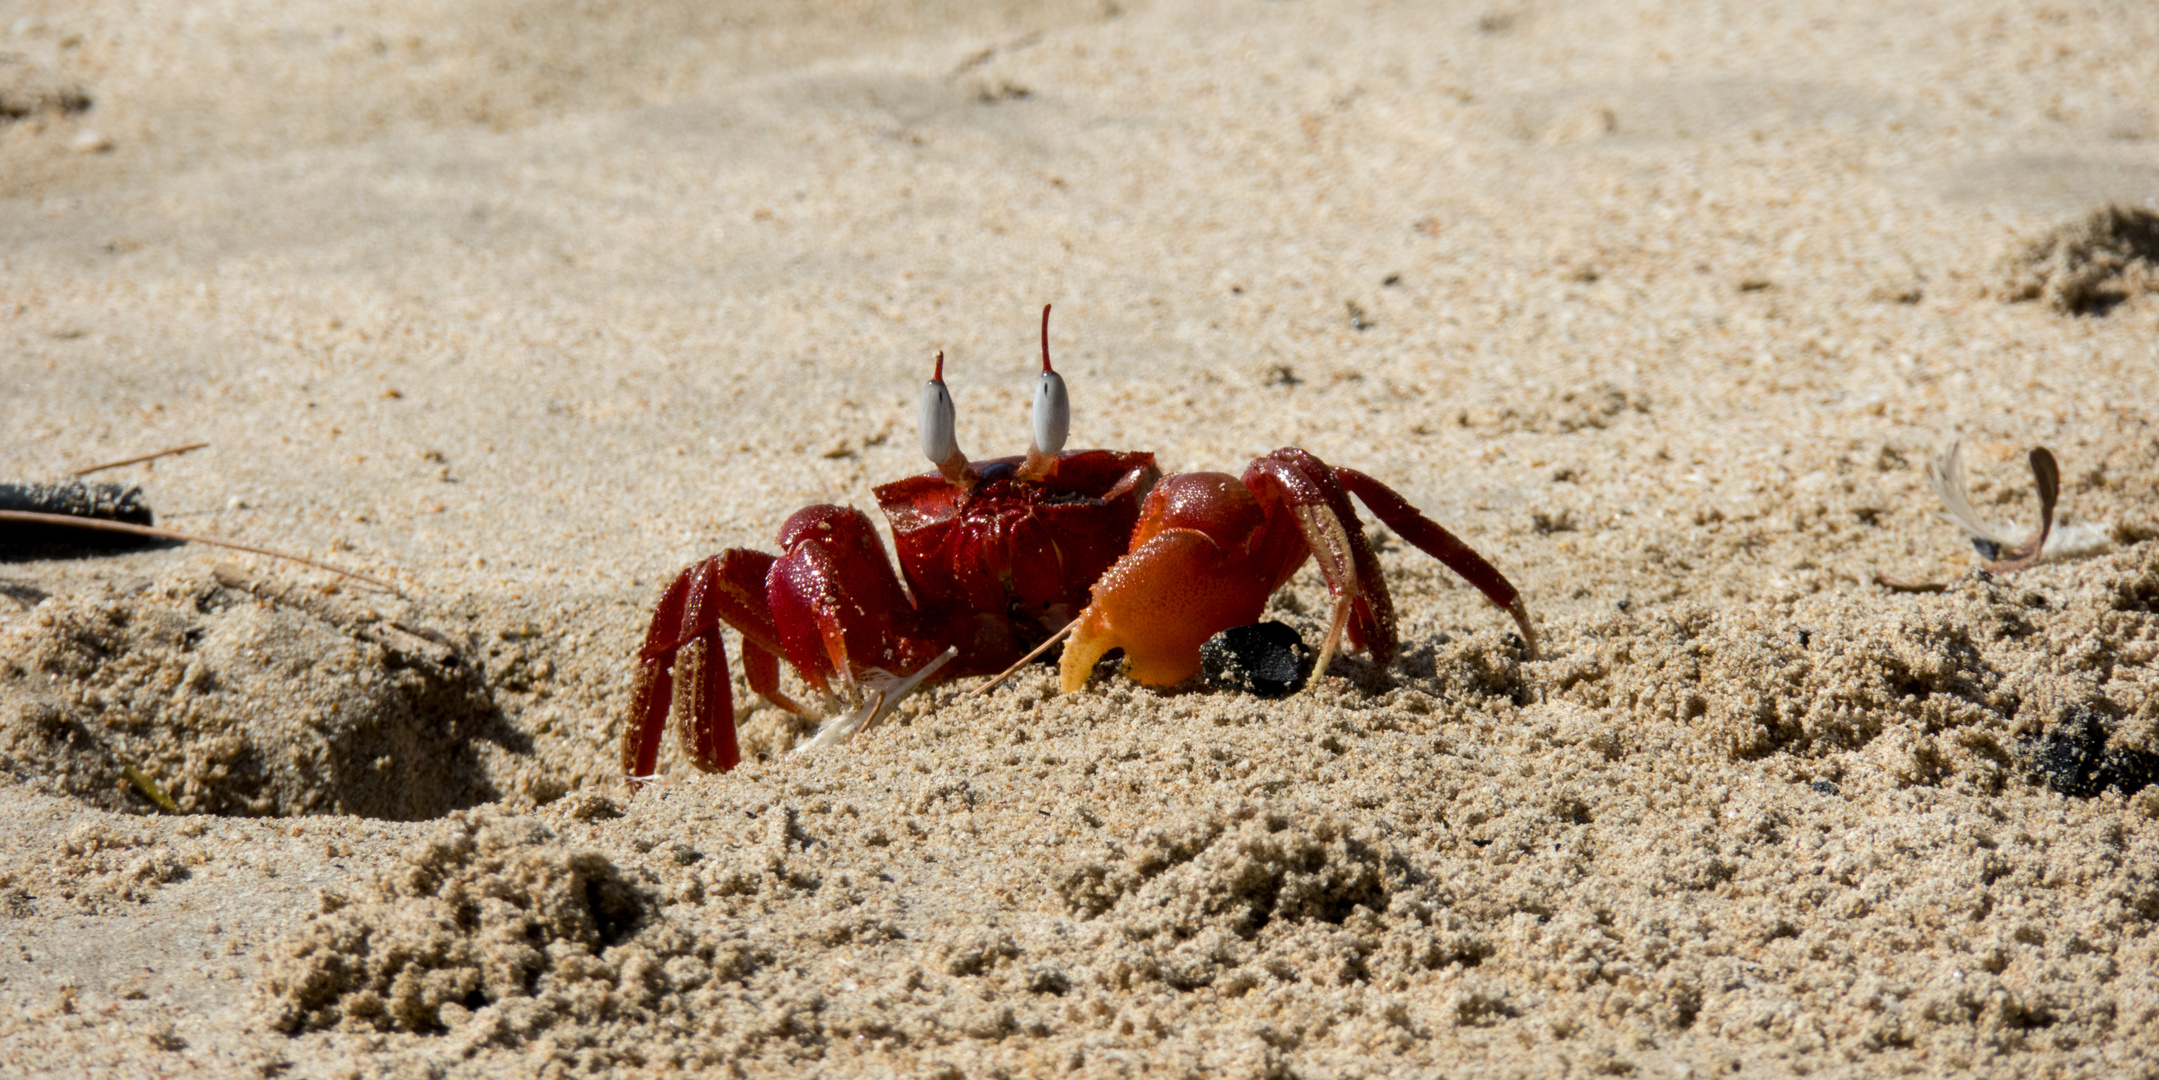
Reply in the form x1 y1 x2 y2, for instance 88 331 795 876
1030 304 1069 455
919 351 960 466
1032 370 1068 455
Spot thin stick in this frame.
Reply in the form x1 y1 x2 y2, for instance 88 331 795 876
972 618 1080 698
70 442 210 477
1873 573 1949 594
0 510 412 599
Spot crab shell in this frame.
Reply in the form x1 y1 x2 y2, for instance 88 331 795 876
845 449 1160 681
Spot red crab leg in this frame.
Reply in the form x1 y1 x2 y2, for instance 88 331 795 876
635 549 787 662
625 557 743 782
768 505 926 690
674 619 739 774
623 549 785 783
624 564 697 783
1333 467 1539 658
742 639 810 717
1244 448 1398 667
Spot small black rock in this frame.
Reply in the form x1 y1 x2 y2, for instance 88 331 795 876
2026 705 2159 799
1200 621 1313 698
1809 780 1841 797
0 481 159 549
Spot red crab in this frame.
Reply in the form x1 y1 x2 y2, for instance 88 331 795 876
622 308 1536 785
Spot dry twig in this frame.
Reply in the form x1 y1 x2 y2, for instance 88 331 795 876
0 509 412 599
70 442 210 477
210 562 454 663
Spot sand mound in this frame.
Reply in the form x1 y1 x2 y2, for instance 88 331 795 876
251 805 1065 1073
1054 803 1496 1001
228 551 2159 1076
0 570 509 818
0 817 200 915
1058 804 1391 924
1995 205 2159 315
1539 543 2159 798
254 810 655 1034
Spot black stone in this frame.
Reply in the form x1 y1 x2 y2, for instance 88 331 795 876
1200 621 1314 698
2026 705 2159 799
0 481 160 550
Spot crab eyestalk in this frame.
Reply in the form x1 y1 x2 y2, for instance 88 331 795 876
919 351 976 486
1022 304 1070 479
1031 304 1069 456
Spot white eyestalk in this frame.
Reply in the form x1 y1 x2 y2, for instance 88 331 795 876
919 351 973 485
1029 303 1069 456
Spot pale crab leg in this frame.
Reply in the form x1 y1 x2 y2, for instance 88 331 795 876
795 646 959 754
1309 592 1355 688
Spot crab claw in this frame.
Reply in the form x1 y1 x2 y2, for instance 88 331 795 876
1057 472 1295 689
1059 448 1536 692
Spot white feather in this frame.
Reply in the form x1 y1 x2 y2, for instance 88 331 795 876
1926 439 2112 562
1926 440 2022 550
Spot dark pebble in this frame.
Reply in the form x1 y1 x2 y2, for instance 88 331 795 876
2026 705 2159 799
1200 621 1313 698
0 481 159 549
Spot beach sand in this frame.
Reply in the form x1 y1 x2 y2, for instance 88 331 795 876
3 0 2159 1075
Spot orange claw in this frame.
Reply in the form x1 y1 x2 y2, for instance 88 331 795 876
1060 448 1536 694
1058 472 1304 690
1059 527 1266 689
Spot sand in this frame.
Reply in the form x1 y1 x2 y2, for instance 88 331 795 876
4 0 2159 1075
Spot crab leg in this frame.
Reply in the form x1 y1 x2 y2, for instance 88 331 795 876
742 639 810 718
1333 467 1538 657
796 646 959 754
672 625 739 774
1310 587 1357 690
624 564 698 783
623 548 791 783
766 505 924 691
1245 448 1398 665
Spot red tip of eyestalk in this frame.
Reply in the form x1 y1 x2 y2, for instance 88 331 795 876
1040 304 1055 373
932 350 945 382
